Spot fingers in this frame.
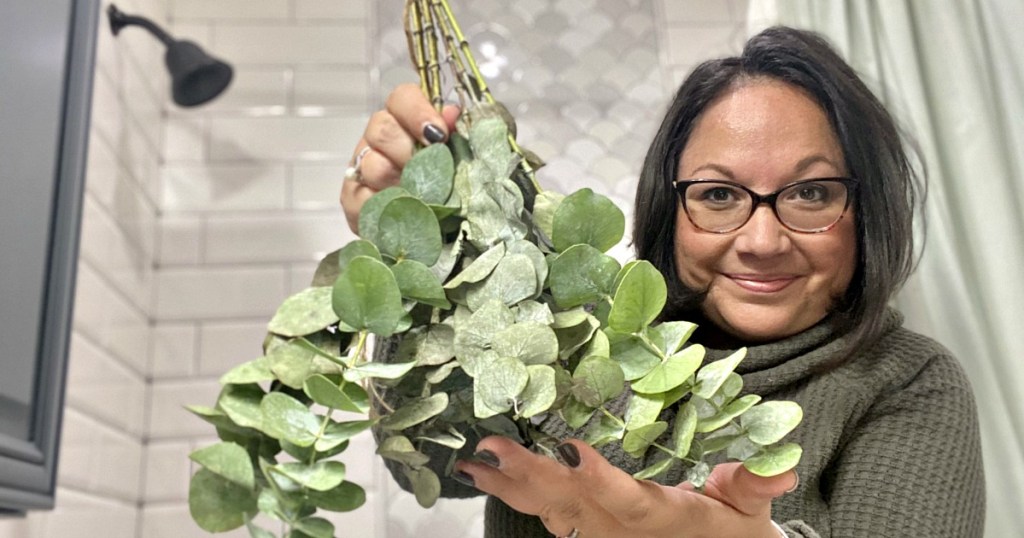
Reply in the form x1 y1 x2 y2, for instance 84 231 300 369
702 462 798 518
455 437 624 538
386 83 454 146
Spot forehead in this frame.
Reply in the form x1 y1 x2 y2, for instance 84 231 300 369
679 79 846 179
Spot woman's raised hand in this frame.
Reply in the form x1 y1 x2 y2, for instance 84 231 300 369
340 84 460 234
456 436 796 538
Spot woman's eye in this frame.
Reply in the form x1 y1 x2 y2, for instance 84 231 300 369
790 184 829 202
701 187 738 203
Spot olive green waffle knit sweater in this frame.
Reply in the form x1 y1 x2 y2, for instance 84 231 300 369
382 309 986 537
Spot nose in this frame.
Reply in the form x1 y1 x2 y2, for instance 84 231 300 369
732 204 792 257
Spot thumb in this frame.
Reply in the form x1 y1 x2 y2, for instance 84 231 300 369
701 462 798 517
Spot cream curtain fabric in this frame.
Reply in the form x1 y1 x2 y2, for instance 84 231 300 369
747 1 1024 536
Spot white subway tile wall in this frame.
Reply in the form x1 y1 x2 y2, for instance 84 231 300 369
0 1 749 537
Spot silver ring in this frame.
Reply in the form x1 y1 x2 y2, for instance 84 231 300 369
344 146 372 183
558 530 579 538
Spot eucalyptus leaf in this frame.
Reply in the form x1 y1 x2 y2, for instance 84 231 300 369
294 517 334 538
189 468 256 533
631 344 704 394
624 392 665 431
377 197 443 265
743 443 803 477
453 299 514 377
416 428 467 450
559 396 596 430
400 324 456 367
380 392 449 431
507 239 548 293
554 314 600 360
515 300 554 325
741 401 804 445
217 383 266 430
608 332 661 381
311 249 342 287
404 466 442 509
401 142 455 204
622 421 668 457
517 365 558 418
259 392 320 447
188 442 255 490
267 336 343 389
358 186 412 243
219 357 274 385
646 321 698 356
337 239 383 273
378 436 431 467
303 375 369 414
307 481 366 512
342 360 417 382
632 457 676 481
491 322 559 365
572 355 625 407
476 356 530 414
552 188 625 253
268 287 339 337
392 259 451 309
315 420 375 452
608 260 667 334
693 348 747 399
532 190 564 241
466 254 538 310
275 461 346 491
672 402 698 458
583 412 626 447
685 461 712 489
332 255 405 336
444 242 505 289
698 394 761 433
469 117 515 177
548 244 620 308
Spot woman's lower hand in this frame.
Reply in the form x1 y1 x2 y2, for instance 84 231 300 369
340 83 460 234
455 436 796 538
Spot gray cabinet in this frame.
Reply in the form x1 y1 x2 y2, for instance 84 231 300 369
0 0 98 513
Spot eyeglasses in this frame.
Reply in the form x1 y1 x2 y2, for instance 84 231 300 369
673 177 857 234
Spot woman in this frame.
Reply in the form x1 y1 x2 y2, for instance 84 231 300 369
341 27 985 538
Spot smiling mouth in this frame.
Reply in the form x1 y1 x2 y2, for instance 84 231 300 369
725 274 798 293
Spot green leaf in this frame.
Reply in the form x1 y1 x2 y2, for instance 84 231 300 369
548 244 620 308
532 190 564 241
583 412 626 447
741 401 803 445
476 356 530 414
275 461 346 491
646 321 698 356
268 287 339 337
515 300 554 325
337 239 382 273
217 383 265 430
559 396 596 429
444 243 505 289
608 332 661 381
332 255 405 336
491 322 559 365
311 249 342 287
358 186 412 243
392 259 451 309
698 394 761 433
608 260 666 333
517 365 558 418
377 436 431 467
343 360 417 382
303 375 369 414
672 402 698 458
466 254 538 310
294 517 334 538
266 336 343 390
401 142 455 204
632 457 676 481
624 392 665 431
507 239 548 293
552 188 625 253
399 324 456 366
554 314 601 360
307 481 366 512
631 344 704 394
259 392 320 447
572 356 625 407
727 435 762 460
693 348 747 399
453 299 515 377
416 427 467 450
315 420 375 452
188 468 256 532
468 117 515 176
377 197 443 265
743 443 803 477
380 392 449 431
188 442 254 490
404 466 442 509
622 421 668 458
219 357 274 385
686 461 712 489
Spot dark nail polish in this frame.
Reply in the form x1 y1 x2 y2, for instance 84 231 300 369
474 450 501 468
423 123 446 144
452 470 476 488
556 443 581 468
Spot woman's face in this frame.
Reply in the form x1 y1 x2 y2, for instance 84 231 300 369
674 79 857 342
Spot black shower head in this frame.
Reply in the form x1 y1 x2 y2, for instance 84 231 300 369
107 4 233 107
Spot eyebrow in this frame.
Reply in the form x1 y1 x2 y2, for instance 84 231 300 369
686 154 843 179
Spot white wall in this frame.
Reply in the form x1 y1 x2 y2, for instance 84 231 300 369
0 1 748 536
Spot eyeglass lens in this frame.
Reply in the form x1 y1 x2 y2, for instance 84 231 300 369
682 180 849 232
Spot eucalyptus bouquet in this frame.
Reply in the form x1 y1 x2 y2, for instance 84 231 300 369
187 2 803 536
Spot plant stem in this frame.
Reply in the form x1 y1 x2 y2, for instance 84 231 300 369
598 406 626 428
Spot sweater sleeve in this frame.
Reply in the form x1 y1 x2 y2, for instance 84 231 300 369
782 353 986 537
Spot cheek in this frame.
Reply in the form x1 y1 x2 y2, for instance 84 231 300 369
673 213 721 290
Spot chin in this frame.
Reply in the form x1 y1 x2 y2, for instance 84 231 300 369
709 304 823 343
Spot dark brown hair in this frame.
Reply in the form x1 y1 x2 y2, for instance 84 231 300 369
633 26 922 365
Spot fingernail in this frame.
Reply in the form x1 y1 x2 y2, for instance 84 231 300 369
452 470 476 488
786 472 800 493
473 450 501 468
423 123 446 144
556 443 581 468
